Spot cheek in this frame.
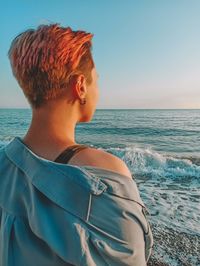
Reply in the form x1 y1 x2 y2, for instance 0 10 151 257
94 87 99 103
94 82 99 99
89 85 98 103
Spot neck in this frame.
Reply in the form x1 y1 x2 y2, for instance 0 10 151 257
22 104 79 159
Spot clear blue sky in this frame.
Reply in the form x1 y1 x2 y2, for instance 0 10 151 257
1 0 200 109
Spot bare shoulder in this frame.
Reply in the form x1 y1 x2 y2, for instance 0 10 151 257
69 146 133 178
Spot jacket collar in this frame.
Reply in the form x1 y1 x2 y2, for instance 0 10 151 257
4 136 107 196
4 137 147 211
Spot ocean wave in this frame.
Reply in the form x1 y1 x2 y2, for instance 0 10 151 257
104 146 200 181
103 146 200 236
83 126 200 137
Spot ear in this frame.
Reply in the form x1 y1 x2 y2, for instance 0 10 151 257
75 74 87 98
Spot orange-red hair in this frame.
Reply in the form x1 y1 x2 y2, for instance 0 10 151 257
8 23 94 108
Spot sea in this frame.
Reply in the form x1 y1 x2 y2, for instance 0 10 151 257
0 108 199 266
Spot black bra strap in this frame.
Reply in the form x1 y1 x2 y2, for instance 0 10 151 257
54 144 89 164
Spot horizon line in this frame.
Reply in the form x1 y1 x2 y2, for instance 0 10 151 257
0 107 200 110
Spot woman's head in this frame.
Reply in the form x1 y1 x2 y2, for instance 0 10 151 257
8 23 99 122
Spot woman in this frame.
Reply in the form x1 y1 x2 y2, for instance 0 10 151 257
0 23 153 265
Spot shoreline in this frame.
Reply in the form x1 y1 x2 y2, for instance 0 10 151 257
146 223 200 266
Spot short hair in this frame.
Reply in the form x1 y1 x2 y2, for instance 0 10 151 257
8 23 95 108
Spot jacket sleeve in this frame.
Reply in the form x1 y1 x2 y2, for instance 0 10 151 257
81 175 154 266
0 207 1 229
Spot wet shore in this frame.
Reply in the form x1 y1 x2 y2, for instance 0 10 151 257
146 224 200 266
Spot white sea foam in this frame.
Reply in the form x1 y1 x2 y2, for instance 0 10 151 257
105 145 200 265
106 145 200 180
102 146 200 232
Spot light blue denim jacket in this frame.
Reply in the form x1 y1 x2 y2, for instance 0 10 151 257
0 137 153 266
